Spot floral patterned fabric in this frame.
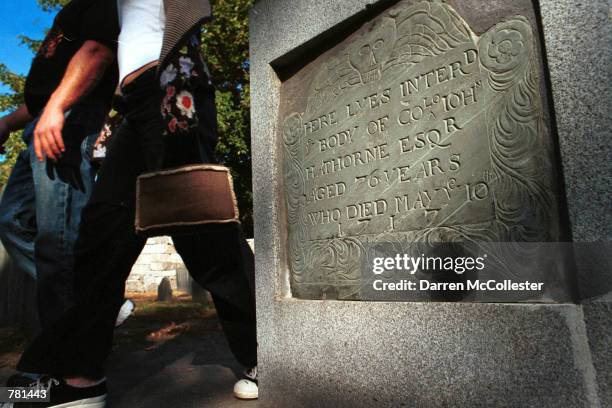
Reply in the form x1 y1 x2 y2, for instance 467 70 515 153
160 32 211 137
92 107 123 164
93 29 212 161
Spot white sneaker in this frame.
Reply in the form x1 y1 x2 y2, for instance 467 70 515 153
233 366 258 400
115 299 135 327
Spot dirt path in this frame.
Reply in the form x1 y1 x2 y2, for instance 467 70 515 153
0 294 260 408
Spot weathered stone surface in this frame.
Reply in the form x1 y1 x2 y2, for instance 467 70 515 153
276 0 565 301
582 301 612 407
256 302 597 408
250 0 607 406
539 0 612 244
127 237 183 293
157 277 174 302
540 2 611 405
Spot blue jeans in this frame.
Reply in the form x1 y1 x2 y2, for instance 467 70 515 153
17 69 256 378
0 104 104 329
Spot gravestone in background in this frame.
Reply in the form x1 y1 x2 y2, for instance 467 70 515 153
157 277 174 302
250 0 611 406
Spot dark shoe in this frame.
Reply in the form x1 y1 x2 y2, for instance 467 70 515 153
13 376 106 407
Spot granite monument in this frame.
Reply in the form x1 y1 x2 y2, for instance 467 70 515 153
250 0 611 406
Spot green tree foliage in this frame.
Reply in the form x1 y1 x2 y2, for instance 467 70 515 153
202 0 254 234
0 63 26 186
37 0 69 12
0 1 67 185
1 0 255 235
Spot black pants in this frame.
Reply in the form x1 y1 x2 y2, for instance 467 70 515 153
18 69 257 378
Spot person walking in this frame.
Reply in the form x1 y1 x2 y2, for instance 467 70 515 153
0 0 119 330
11 1 258 406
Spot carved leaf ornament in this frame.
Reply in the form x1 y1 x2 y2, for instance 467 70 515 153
281 1 556 299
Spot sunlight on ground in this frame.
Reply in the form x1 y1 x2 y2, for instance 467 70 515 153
0 292 218 369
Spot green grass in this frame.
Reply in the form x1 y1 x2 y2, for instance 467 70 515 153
113 293 219 348
0 293 219 365
129 293 213 322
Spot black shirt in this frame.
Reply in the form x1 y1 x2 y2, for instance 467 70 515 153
24 0 119 116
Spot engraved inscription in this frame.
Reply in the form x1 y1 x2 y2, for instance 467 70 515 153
280 1 558 300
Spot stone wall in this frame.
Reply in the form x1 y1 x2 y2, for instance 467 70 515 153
126 237 255 294
126 237 184 293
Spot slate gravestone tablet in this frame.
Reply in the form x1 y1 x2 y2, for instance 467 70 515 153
278 1 568 301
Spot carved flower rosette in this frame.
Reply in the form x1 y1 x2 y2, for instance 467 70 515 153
280 1 559 300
